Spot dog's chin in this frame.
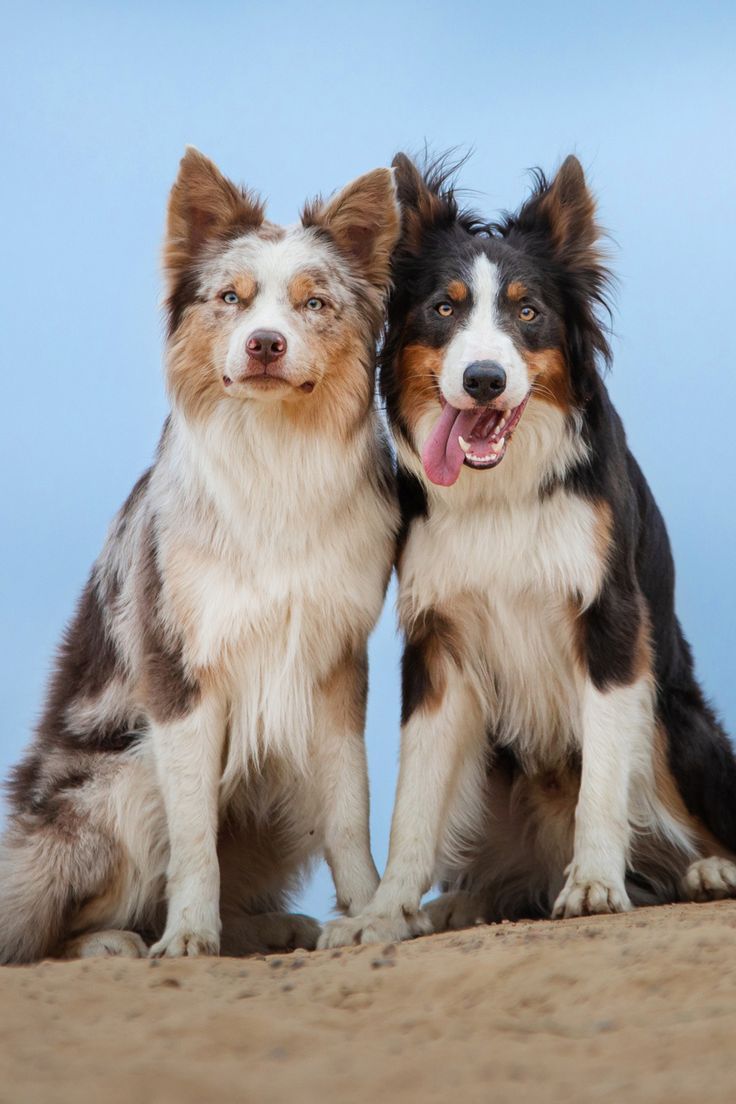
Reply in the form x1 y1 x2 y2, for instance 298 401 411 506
222 374 317 401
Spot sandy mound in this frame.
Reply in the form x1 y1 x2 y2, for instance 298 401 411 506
1 901 735 1103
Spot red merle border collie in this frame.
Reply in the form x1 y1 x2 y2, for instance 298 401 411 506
0 150 400 962
319 153 736 947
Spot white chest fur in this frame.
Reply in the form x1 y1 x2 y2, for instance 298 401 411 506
154 409 395 778
401 477 607 770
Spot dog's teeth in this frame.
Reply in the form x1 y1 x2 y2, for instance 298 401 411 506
458 436 471 454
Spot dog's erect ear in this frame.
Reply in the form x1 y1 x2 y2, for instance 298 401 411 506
391 152 449 253
517 156 600 265
164 148 264 287
302 168 400 290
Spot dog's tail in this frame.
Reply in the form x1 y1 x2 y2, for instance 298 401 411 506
0 820 115 964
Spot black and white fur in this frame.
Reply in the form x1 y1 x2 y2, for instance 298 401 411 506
320 153 736 947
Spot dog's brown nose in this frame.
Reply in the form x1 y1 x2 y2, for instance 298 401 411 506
246 330 287 365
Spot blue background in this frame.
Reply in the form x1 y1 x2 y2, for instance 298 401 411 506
2 0 734 922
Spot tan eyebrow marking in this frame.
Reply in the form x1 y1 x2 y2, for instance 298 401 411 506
288 268 329 306
507 281 528 301
447 280 469 302
232 274 257 303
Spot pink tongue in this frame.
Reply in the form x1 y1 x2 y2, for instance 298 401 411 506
422 404 483 486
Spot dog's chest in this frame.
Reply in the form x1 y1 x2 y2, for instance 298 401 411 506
403 486 607 765
166 489 390 676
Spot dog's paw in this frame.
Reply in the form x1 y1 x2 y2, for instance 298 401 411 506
317 908 433 949
149 927 220 958
682 856 736 902
222 912 321 956
62 929 148 960
423 892 486 933
552 874 631 919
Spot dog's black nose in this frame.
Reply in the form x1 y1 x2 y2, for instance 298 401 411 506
246 330 287 365
462 361 507 403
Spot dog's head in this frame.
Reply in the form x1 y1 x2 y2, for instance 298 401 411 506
164 149 400 431
382 153 611 486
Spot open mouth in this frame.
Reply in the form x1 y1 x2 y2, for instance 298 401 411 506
421 394 530 487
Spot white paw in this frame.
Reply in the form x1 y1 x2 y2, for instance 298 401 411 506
317 908 433 949
682 856 736 902
62 929 148 960
552 873 631 919
149 927 220 958
423 892 486 933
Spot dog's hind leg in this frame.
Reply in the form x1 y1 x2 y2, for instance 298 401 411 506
423 892 486 933
220 911 321 956
0 816 120 964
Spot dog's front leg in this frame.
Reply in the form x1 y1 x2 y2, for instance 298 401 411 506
552 676 654 918
319 638 485 948
314 648 380 918
150 695 226 957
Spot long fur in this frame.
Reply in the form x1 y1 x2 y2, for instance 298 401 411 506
0 150 401 962
319 152 736 949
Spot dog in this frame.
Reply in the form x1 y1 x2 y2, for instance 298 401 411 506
319 152 736 948
0 149 400 962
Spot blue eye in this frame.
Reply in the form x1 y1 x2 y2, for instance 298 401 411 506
306 297 324 311
222 291 239 304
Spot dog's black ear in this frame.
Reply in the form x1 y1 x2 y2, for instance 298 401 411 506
164 148 264 289
515 156 601 268
391 152 451 253
302 168 401 291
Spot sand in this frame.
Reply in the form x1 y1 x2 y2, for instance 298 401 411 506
1 901 735 1104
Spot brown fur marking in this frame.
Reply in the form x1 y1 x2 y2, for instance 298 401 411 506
506 281 528 302
166 312 223 424
401 610 463 725
396 343 443 435
138 527 200 724
287 269 329 307
447 279 468 302
651 724 735 861
526 348 572 412
319 648 369 735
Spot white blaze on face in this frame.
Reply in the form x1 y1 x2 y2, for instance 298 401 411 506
225 232 318 379
439 254 529 410
197 228 338 392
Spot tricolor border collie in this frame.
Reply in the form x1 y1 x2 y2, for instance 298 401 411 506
320 152 736 947
0 149 400 962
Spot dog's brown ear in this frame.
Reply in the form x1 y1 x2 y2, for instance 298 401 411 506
302 168 400 291
524 156 600 263
164 148 264 287
391 152 453 253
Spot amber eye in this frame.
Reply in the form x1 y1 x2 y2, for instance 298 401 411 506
306 297 324 311
222 291 239 305
519 306 537 321
436 302 454 317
